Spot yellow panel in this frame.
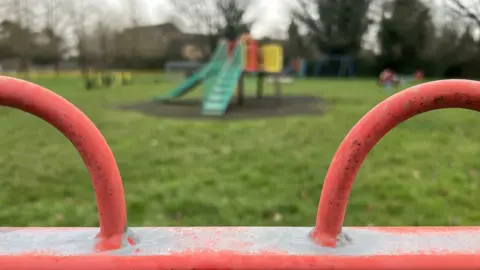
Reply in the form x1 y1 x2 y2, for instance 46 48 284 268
261 44 283 73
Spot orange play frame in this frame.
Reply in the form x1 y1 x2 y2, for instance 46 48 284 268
243 38 259 72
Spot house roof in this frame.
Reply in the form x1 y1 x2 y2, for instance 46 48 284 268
123 22 182 34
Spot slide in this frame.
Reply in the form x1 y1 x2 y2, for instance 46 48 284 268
153 41 228 101
202 42 245 116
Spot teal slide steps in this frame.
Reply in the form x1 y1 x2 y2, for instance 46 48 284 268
201 43 244 116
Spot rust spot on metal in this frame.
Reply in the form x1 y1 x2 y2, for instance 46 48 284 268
313 79 480 248
433 96 444 104
454 93 473 105
350 140 361 148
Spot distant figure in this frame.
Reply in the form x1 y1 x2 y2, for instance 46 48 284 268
379 68 399 90
414 70 424 81
379 68 393 84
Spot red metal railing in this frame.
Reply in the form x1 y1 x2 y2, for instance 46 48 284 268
0 76 130 251
312 79 480 247
1 77 480 269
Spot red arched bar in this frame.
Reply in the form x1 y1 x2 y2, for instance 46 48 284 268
0 76 128 250
311 79 480 247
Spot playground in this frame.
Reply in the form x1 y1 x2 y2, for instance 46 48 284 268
125 34 303 118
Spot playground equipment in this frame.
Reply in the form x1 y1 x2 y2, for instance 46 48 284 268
2 76 480 269
153 41 228 101
154 34 284 116
243 35 259 72
283 58 307 78
261 44 283 74
84 70 133 90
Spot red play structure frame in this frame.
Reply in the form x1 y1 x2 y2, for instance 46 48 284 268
0 77 480 269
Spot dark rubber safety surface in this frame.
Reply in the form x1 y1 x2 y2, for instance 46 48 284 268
117 95 325 120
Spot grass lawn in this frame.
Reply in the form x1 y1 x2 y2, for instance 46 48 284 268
0 73 479 228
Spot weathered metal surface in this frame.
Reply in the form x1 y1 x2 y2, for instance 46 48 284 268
2 227 480 269
312 79 480 248
2 227 480 255
0 76 130 250
2 77 480 269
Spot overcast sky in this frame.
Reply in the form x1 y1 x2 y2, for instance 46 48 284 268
103 0 478 43
106 0 292 38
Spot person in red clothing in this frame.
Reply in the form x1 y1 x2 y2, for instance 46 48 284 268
378 68 400 89
379 68 393 84
414 70 424 81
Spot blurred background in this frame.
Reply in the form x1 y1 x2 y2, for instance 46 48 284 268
0 0 479 78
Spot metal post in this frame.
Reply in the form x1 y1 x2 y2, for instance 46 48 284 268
274 72 282 105
237 72 245 105
256 71 264 99
0 76 132 252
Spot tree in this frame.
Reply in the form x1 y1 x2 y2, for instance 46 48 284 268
0 0 37 74
377 0 435 73
285 20 306 59
291 0 373 55
124 0 140 68
85 20 118 71
167 0 218 34
166 0 220 55
421 21 460 77
66 0 109 79
35 0 70 75
166 0 253 55
33 27 65 71
446 0 480 29
0 19 35 73
438 26 480 78
215 0 252 34
457 27 478 59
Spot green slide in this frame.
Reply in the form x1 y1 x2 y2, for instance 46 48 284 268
202 42 244 116
154 41 228 101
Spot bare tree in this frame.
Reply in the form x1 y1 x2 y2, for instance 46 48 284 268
290 0 373 55
167 0 220 35
125 0 140 68
37 0 71 75
0 0 37 75
445 0 480 28
66 0 106 78
86 20 118 72
166 0 253 54
216 0 252 31
68 1 126 76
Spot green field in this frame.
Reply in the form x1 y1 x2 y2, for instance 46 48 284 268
0 74 479 228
